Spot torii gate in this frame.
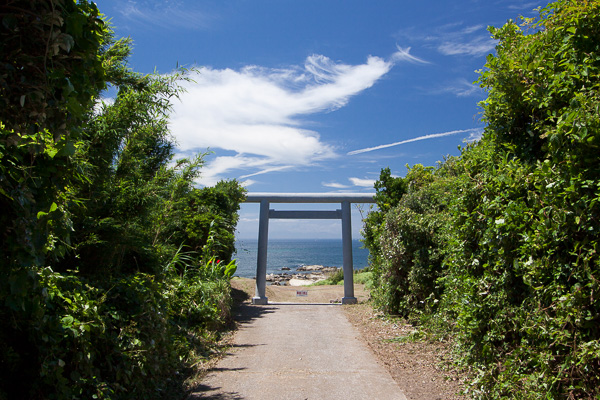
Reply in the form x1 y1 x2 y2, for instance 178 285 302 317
244 193 376 305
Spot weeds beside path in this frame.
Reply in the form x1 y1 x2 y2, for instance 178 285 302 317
343 303 467 400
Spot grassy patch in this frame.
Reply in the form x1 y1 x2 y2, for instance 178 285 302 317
310 270 373 287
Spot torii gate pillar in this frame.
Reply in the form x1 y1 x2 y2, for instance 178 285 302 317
254 199 270 305
340 200 354 304
244 193 375 305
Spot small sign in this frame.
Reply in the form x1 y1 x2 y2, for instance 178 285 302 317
296 290 308 297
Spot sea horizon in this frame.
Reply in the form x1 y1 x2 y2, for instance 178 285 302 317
233 238 370 278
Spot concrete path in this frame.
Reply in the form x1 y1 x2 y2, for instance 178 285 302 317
190 303 407 400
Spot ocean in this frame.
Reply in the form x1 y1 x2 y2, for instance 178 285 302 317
232 238 370 278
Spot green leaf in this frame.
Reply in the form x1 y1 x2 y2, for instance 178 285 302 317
45 145 59 159
61 315 74 327
55 140 76 157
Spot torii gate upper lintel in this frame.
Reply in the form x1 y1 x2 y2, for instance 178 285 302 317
244 193 376 305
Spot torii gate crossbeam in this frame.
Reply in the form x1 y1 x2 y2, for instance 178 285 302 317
244 193 376 305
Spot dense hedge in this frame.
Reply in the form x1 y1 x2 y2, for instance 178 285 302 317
364 164 457 318
1 2 244 398
364 1 600 398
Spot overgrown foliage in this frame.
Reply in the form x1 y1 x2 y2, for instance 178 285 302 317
364 1 600 398
1 2 244 399
366 164 458 319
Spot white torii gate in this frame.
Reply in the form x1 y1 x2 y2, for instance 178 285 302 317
244 193 376 305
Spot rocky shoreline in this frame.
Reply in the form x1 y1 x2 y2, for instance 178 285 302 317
262 265 339 286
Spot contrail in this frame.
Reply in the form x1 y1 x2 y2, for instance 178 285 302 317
347 128 482 155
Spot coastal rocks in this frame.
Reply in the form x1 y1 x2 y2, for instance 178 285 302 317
296 265 338 273
264 265 339 286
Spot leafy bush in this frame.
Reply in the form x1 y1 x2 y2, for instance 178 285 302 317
0 3 245 399
362 167 407 289
363 1 600 397
445 1 600 396
365 164 457 319
1 262 235 399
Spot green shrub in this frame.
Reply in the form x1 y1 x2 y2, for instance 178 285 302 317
362 1 600 397
443 1 600 397
0 3 244 398
0 259 236 400
310 269 372 287
366 164 456 319
353 271 373 286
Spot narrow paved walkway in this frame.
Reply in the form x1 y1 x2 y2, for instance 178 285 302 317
190 303 407 400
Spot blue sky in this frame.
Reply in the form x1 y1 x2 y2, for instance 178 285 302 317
99 0 546 239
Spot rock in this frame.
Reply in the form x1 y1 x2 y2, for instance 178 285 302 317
281 267 291 271
296 265 340 273
296 265 325 271
265 273 295 284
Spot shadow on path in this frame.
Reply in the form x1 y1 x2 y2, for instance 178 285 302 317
189 384 244 400
189 302 407 400
233 304 276 324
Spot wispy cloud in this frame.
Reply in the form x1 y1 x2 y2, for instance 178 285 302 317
438 36 496 57
508 1 542 11
170 48 424 185
349 177 376 188
322 182 350 189
239 166 295 179
347 128 483 155
391 45 430 64
466 129 483 142
241 179 257 188
322 178 375 189
434 78 481 97
395 23 496 57
118 0 214 30
434 23 496 56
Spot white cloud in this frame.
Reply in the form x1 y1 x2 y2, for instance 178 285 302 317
93 97 114 115
438 36 496 57
241 179 257 188
461 24 485 35
322 182 350 189
395 23 496 58
321 177 376 189
169 48 419 185
466 129 483 142
436 78 481 97
347 128 483 155
508 2 542 11
349 178 376 188
391 45 430 64
119 0 214 30
239 165 295 179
